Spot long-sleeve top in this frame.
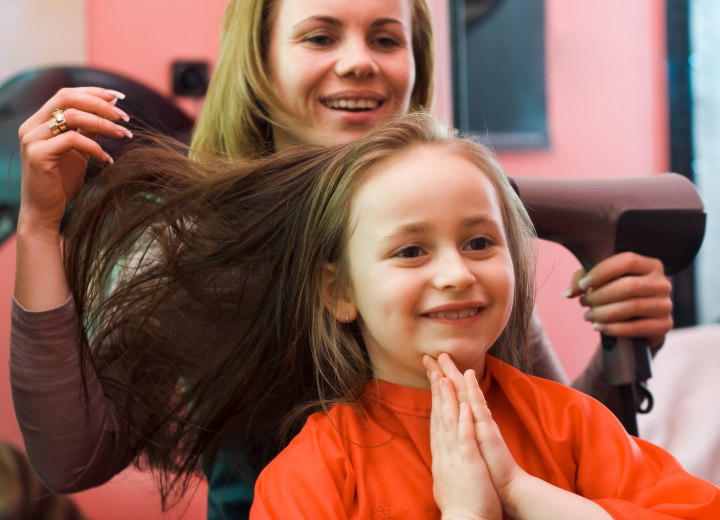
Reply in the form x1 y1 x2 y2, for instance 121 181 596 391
251 356 720 519
9 296 610 508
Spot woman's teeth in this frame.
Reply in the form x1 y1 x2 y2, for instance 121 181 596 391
324 98 379 111
426 308 480 320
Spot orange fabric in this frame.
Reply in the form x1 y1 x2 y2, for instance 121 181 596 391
251 356 720 519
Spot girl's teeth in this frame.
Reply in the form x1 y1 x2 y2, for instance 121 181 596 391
428 308 479 320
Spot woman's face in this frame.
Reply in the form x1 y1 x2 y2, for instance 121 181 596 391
267 0 416 149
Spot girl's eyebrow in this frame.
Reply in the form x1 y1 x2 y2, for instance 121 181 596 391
380 216 503 244
293 16 406 30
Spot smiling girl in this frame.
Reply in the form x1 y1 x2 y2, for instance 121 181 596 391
245 114 718 519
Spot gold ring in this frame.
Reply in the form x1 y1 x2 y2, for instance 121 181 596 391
48 108 69 136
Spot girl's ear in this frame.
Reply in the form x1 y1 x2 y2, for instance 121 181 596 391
320 263 358 323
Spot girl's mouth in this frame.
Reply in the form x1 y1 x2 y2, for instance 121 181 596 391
424 308 481 320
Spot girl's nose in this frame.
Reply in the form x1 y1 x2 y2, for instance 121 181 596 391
334 39 379 79
432 253 476 290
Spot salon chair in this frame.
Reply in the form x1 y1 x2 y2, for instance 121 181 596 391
0 65 195 245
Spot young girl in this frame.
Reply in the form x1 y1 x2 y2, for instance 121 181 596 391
239 113 716 519
55 113 716 517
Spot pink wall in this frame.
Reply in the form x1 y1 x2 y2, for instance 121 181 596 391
0 0 668 517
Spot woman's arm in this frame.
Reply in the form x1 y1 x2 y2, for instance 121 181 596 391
11 88 134 491
10 296 134 492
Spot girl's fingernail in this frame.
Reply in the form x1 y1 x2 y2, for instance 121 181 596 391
121 127 133 139
105 154 114 164
106 89 126 100
562 288 572 298
583 311 592 321
578 277 591 290
592 322 606 332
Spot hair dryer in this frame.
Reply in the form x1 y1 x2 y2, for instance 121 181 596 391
510 173 706 435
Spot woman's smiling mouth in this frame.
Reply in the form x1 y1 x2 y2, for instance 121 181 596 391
321 96 384 112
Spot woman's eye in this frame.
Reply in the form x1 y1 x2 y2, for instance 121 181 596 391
465 237 491 251
394 245 424 259
304 34 333 46
373 36 400 49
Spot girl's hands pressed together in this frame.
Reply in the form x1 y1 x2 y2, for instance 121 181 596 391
425 355 502 519
426 364 501 520
425 354 613 520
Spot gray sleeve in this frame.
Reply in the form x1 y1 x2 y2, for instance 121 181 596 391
9 295 134 493
529 311 621 413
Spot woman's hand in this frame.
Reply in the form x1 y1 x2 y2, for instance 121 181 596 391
426 363 501 520
17 86 132 234
564 252 673 350
15 87 132 310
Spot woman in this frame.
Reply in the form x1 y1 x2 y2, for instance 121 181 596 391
11 0 672 515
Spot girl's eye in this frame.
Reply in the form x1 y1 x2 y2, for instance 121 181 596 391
394 245 424 259
465 237 491 251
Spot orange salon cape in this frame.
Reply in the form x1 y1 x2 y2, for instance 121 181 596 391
251 355 720 519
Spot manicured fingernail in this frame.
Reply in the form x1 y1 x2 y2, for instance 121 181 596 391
578 277 591 290
583 311 591 321
107 89 126 100
105 154 114 164
562 288 572 298
113 108 130 122
592 322 606 332
121 127 133 139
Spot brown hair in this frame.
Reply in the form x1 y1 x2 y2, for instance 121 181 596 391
190 0 434 160
64 113 534 506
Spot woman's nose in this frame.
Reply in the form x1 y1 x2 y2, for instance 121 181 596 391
432 253 476 290
334 38 379 79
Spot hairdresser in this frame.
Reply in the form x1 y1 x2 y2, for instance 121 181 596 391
11 0 672 516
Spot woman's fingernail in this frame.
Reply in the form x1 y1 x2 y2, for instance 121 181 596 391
113 108 130 122
106 89 126 100
583 311 592 321
105 153 114 164
121 127 133 139
562 288 572 298
578 277 591 290
592 322 606 332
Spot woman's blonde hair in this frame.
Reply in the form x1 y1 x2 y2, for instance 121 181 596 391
190 0 434 160
64 113 533 507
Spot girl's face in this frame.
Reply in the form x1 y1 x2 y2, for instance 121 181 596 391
343 146 515 389
267 0 415 149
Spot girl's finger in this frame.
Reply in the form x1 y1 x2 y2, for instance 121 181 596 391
437 353 468 404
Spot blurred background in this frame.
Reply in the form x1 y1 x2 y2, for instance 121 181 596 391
1 0 718 517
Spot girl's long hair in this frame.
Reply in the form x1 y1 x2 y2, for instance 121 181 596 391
63 113 535 506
